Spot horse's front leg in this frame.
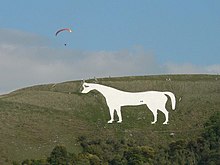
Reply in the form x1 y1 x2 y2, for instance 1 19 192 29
116 107 122 123
108 108 115 124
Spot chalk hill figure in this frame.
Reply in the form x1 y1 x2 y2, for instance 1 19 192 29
81 82 176 124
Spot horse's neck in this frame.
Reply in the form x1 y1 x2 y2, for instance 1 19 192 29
91 84 117 96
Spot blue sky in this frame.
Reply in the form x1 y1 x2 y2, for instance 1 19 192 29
0 0 220 93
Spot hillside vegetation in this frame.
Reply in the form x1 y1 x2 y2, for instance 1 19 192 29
0 74 219 164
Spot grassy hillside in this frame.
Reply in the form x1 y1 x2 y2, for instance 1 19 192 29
0 74 219 164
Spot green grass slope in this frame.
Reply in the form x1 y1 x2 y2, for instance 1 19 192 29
0 74 219 164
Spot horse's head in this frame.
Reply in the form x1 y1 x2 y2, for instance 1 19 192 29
81 82 93 93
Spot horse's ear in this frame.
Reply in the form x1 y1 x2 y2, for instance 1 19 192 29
94 77 98 83
81 79 85 85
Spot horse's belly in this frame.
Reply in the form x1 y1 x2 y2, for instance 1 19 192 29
118 97 146 106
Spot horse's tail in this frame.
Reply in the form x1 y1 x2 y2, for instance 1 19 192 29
163 92 176 110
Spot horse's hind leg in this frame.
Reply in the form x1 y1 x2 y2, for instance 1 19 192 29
150 108 158 124
160 107 169 124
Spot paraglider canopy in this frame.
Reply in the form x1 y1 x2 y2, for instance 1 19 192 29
55 28 72 46
55 28 72 36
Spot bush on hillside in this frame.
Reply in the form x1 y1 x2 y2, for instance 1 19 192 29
15 112 220 165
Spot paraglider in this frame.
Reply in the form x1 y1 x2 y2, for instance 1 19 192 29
55 28 72 36
55 28 72 46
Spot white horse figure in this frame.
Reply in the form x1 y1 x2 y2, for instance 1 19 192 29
81 82 176 124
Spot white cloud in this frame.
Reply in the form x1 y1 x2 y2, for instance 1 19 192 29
205 65 220 73
76 49 163 77
164 62 220 74
0 29 50 46
0 29 219 94
0 29 163 94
